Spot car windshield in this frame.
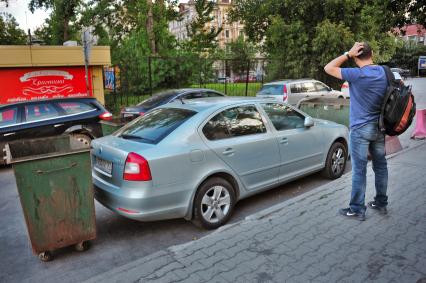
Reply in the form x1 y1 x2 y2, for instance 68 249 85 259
137 90 179 108
117 108 196 144
258 85 284 95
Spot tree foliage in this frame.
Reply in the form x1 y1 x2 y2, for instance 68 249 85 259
226 35 257 75
185 0 222 54
29 0 82 44
230 0 411 87
390 40 426 75
0 13 27 45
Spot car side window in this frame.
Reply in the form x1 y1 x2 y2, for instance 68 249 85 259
203 105 266 140
182 92 203 99
314 82 329 92
205 91 223 97
302 82 316 93
58 102 95 115
203 113 231 140
261 103 305 131
0 107 18 127
290 83 302 94
224 105 266 137
25 103 60 122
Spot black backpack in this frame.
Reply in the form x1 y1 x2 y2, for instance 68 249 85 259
379 66 416 136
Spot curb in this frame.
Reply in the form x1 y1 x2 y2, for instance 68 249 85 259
245 139 426 222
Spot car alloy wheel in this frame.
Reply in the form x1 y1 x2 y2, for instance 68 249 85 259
322 142 347 179
201 185 231 224
193 177 235 229
331 147 345 176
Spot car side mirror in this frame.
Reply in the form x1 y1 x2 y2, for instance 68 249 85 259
304 117 314 127
328 87 332 91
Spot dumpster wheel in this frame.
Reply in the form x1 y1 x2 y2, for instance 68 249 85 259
38 251 53 262
75 241 90 252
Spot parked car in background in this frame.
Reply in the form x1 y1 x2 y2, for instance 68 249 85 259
0 97 112 164
92 97 349 229
257 79 347 105
120 88 226 121
391 67 410 79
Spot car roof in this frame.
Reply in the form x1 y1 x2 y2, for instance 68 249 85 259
160 96 269 113
263 78 315 85
0 97 97 108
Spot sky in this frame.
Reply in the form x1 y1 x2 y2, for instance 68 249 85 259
0 0 50 32
0 0 190 33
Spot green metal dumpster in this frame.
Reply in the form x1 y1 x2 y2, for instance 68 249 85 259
5 135 96 261
100 118 126 136
297 97 350 128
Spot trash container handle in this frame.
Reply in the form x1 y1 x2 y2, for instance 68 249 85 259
35 162 77 175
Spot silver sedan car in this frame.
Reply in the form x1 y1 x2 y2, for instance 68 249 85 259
91 97 348 229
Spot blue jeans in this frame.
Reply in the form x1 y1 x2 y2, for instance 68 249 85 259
349 122 388 214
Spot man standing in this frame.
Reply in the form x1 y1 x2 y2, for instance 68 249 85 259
324 42 388 221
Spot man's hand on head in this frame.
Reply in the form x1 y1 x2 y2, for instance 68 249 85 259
348 42 364 58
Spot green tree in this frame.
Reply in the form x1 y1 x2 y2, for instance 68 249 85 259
390 40 426 76
0 13 27 45
231 0 405 87
29 0 82 44
185 0 222 54
226 35 257 76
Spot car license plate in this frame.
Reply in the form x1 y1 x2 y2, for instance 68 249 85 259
95 157 112 175
124 113 134 118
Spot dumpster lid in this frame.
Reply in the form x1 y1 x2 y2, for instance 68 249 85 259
5 135 90 164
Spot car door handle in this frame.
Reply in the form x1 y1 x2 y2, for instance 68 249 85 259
279 138 288 144
222 148 235 156
54 124 64 128
4 132 15 137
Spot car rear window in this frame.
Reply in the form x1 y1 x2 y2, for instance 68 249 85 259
117 108 196 144
58 101 96 115
0 107 18 127
258 85 284 95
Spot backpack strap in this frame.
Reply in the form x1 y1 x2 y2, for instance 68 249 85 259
379 66 394 134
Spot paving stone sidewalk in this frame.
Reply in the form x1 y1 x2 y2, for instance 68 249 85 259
86 142 426 283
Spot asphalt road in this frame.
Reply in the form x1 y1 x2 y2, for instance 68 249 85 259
0 78 425 283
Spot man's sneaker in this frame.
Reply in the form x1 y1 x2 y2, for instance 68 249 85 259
367 201 388 214
339 208 366 221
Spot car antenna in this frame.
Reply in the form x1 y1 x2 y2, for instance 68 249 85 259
179 96 185 104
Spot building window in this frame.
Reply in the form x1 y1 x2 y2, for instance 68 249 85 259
225 30 229 38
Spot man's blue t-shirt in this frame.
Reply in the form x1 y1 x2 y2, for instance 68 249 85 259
341 66 387 129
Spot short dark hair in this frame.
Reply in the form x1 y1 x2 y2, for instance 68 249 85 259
357 41 372 60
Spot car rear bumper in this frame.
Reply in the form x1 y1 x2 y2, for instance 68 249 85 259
92 173 193 222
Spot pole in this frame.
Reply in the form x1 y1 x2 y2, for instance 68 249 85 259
82 30 91 96
148 56 153 96
245 59 250 96
224 59 228 95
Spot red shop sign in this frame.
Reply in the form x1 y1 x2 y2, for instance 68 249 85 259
0 67 92 104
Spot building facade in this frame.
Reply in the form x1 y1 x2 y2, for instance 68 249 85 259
168 0 245 48
397 24 426 46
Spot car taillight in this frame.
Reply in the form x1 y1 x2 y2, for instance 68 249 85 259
139 112 145 116
283 85 288 102
123 152 152 181
341 82 349 89
99 112 113 121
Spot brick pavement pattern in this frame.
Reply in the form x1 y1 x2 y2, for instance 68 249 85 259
86 142 426 283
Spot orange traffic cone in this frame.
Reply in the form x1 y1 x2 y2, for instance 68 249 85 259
411 109 426 140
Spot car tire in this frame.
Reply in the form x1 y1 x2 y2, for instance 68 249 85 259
71 133 92 148
192 177 235 230
322 142 347 179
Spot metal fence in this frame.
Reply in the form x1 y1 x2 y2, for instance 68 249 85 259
104 57 272 114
